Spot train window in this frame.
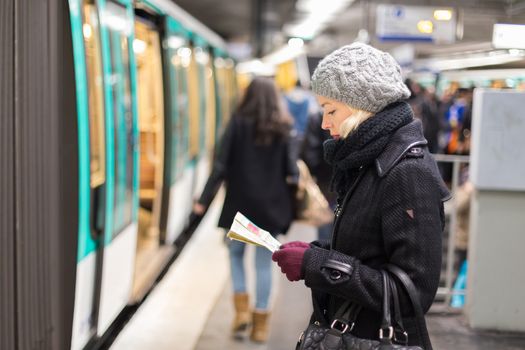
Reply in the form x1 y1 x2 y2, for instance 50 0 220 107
169 39 190 181
225 59 237 123
214 57 229 131
188 47 201 158
104 0 135 233
120 34 134 229
205 57 216 151
82 1 106 189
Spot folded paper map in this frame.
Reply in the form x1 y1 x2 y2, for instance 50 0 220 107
227 212 282 252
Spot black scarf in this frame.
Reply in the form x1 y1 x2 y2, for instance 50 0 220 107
324 102 414 200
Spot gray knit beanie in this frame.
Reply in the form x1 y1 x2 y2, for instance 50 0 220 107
311 42 410 113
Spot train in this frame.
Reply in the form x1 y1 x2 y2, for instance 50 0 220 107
70 0 239 348
0 0 236 349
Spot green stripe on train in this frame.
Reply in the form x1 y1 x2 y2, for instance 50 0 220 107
68 0 97 262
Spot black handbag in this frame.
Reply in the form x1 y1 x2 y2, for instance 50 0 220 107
295 266 431 350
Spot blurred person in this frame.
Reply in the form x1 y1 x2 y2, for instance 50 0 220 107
456 88 473 155
284 80 319 141
406 79 441 153
423 85 444 153
437 89 454 152
436 89 455 183
451 167 473 308
192 77 298 343
272 43 450 348
445 88 471 155
300 110 336 241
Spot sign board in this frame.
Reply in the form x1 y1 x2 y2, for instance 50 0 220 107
470 89 525 191
376 5 456 43
493 24 525 49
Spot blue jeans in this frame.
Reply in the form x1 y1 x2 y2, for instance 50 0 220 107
229 240 272 310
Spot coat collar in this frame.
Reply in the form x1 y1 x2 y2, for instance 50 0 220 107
375 119 428 177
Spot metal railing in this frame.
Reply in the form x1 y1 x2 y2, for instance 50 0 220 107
432 154 470 307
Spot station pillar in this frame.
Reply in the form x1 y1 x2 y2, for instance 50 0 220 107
467 89 525 332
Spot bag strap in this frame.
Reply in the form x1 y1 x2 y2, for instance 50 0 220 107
385 264 433 350
311 292 361 332
388 275 408 345
379 270 394 344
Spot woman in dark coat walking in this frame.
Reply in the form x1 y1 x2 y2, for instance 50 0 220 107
272 43 450 349
193 77 298 343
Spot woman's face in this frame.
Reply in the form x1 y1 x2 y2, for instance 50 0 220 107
316 95 352 140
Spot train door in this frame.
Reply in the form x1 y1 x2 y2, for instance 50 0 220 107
162 18 194 245
190 37 212 197
68 0 107 348
131 11 173 302
96 0 139 336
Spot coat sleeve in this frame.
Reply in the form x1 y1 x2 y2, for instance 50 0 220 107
302 159 444 314
197 118 235 207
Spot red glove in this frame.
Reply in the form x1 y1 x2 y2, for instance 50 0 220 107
280 241 310 249
272 246 309 282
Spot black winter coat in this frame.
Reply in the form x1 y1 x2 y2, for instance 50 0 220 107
302 120 450 347
198 115 298 235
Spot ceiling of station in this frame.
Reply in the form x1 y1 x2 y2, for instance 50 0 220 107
172 0 296 40
173 0 525 59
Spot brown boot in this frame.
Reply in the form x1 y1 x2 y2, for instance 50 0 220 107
250 310 270 343
232 293 251 339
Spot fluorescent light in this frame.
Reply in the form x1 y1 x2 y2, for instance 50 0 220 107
236 59 274 76
263 45 305 66
83 24 92 39
133 39 147 54
102 3 132 35
177 47 192 58
194 48 209 65
415 50 525 71
417 20 434 34
286 0 355 39
296 0 350 12
177 47 192 67
167 36 186 49
434 9 452 21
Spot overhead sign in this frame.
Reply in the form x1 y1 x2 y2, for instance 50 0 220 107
493 24 525 49
376 5 456 43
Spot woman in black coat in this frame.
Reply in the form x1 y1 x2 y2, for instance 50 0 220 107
272 43 450 349
193 77 298 343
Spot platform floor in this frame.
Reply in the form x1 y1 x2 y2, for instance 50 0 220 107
112 212 525 350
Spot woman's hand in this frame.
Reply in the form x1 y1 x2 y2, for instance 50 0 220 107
193 202 206 216
272 245 309 282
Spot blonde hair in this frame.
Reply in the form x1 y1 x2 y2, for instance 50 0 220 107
340 106 373 138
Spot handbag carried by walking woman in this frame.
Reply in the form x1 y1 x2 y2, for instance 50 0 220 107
295 265 431 350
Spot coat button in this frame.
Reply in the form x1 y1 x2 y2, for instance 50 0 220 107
329 270 342 280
